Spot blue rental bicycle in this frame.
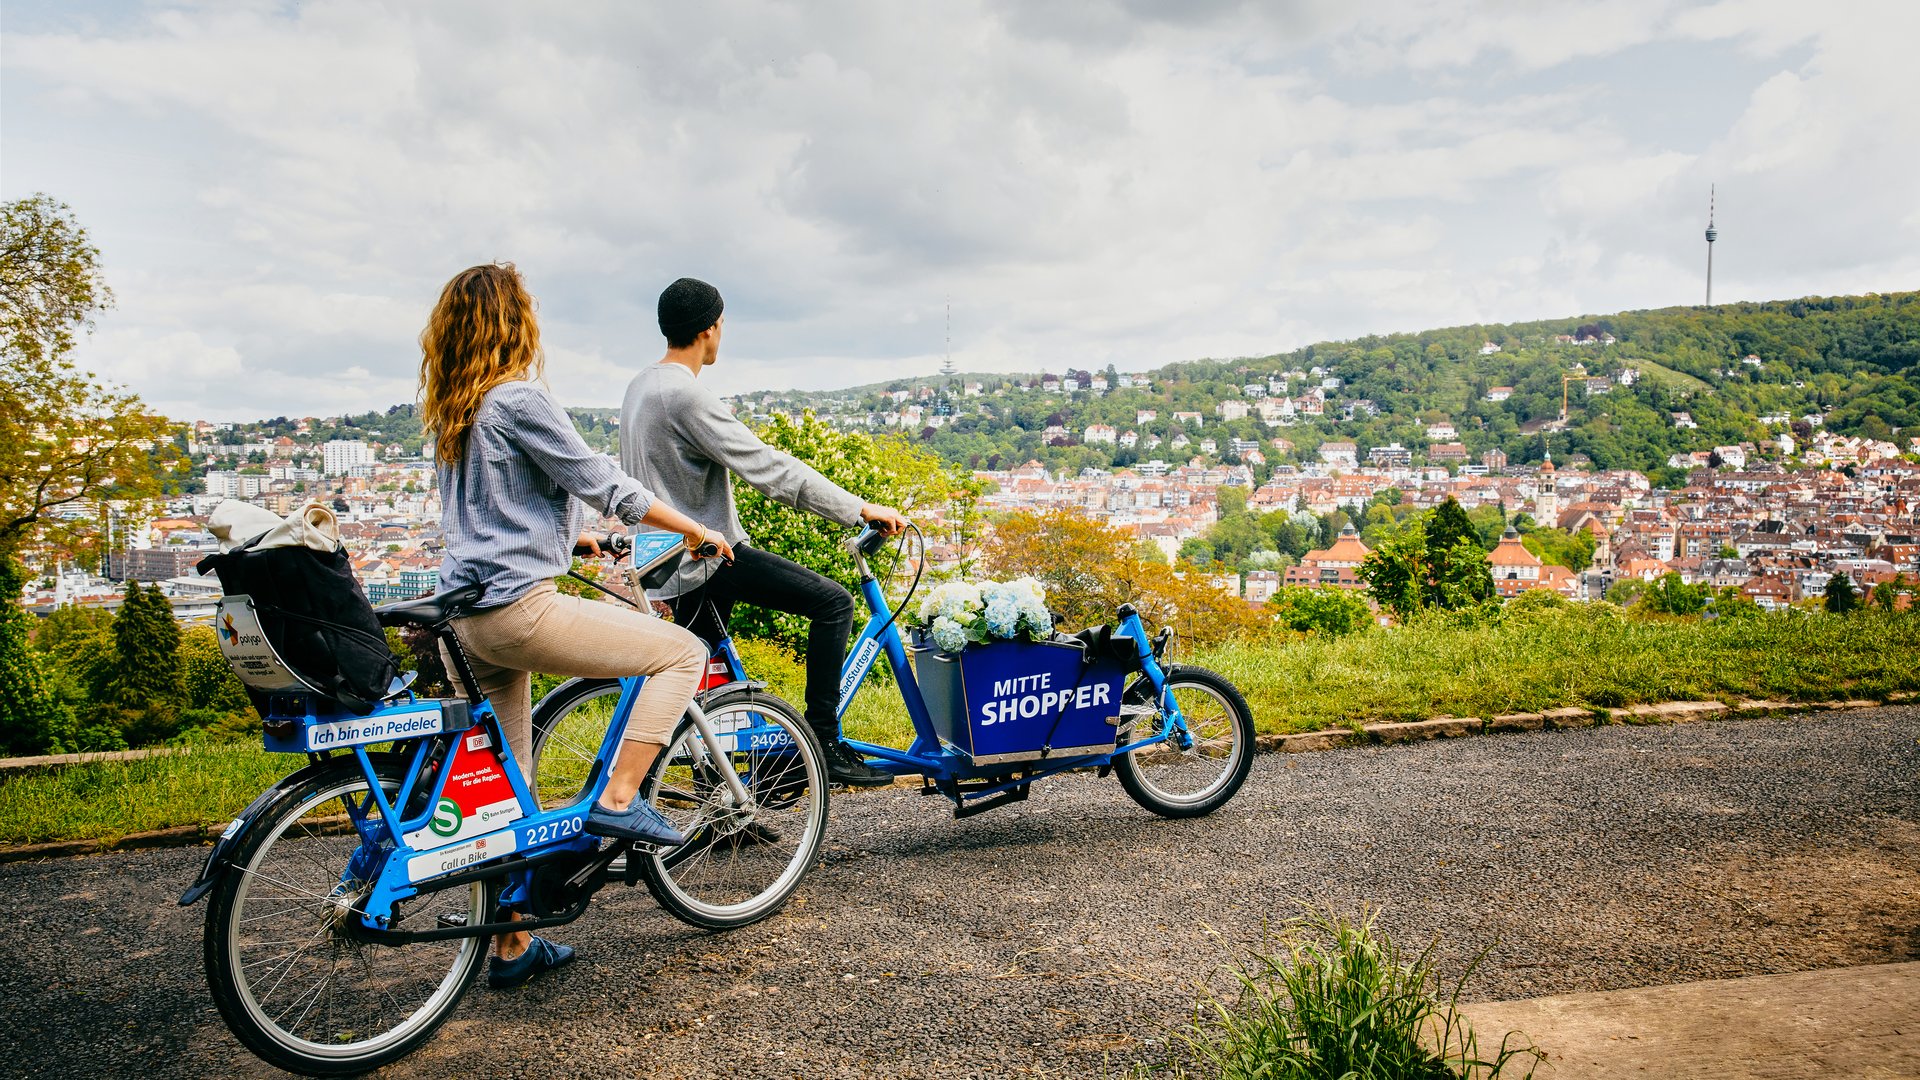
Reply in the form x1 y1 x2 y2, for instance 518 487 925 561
181 536 829 1076
532 524 1256 826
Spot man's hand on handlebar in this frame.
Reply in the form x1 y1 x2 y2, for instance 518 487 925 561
860 502 908 535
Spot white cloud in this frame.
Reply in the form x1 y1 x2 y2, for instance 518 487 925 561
3 0 1916 421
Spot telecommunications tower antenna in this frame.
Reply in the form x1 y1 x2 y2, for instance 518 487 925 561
1704 184 1718 306
939 297 956 378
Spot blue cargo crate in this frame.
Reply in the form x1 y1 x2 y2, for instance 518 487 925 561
911 632 1127 765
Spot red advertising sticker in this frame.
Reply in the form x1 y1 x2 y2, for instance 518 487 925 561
443 726 517 815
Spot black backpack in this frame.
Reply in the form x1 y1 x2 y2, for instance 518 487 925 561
198 536 398 714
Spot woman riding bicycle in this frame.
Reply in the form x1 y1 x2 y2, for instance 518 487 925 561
422 261 734 988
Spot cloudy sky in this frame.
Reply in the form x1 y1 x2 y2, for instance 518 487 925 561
4 1 1917 421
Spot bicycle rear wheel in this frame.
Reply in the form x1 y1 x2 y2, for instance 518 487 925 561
1113 665 1255 818
203 757 490 1076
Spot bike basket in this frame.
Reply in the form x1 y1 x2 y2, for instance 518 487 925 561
911 632 1126 765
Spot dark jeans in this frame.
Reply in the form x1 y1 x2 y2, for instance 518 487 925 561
667 545 855 738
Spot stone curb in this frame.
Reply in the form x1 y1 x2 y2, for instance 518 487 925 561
0 746 190 772
0 822 211 865
3 693 1913 862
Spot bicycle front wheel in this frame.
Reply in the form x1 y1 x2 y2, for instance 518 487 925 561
1113 665 1256 818
640 687 828 930
203 757 490 1076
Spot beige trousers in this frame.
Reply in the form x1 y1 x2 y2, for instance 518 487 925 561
440 580 707 778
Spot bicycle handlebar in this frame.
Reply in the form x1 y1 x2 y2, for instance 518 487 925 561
573 533 635 559
851 526 892 557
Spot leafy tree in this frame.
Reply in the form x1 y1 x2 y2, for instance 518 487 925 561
1269 586 1372 636
1643 572 1708 616
1822 572 1859 614
0 559 72 754
1428 535 1494 608
100 581 187 744
29 602 114 745
1 195 172 563
1606 578 1649 606
1357 523 1427 621
981 508 1273 647
179 624 252 715
1708 585 1762 619
1521 527 1596 572
733 411 982 645
1425 497 1477 554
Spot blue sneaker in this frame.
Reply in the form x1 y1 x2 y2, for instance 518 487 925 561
586 797 687 846
488 935 575 990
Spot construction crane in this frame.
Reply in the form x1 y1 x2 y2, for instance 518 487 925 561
1559 367 1588 424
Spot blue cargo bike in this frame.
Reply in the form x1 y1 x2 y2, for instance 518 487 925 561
184 524 1253 1076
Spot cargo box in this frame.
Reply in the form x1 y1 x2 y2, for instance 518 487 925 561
911 632 1126 765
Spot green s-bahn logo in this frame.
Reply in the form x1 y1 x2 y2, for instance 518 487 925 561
429 797 463 837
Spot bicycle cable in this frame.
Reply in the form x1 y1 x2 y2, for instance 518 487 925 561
867 520 926 645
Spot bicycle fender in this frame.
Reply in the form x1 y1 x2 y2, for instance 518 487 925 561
694 679 767 704
177 757 350 906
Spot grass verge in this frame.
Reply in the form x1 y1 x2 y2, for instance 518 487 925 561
4 609 1915 847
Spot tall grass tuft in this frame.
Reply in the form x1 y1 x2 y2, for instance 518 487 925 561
1154 908 1539 1080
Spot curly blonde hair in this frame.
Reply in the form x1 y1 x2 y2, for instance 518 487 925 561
419 263 544 462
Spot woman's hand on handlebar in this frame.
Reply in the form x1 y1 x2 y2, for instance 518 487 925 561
637 501 731 563
687 531 734 563
860 502 908 535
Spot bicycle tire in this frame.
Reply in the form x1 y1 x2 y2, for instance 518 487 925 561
203 755 491 1076
1112 665 1256 819
528 680 829 931
639 687 828 930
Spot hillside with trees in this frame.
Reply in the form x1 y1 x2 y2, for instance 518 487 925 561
759 291 1919 484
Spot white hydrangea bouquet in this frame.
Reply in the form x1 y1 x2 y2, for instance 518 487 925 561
913 577 1054 653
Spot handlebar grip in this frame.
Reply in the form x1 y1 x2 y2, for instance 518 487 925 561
854 528 890 557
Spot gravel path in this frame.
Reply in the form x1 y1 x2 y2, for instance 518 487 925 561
3 707 1917 1079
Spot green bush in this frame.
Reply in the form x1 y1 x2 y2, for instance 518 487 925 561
1157 908 1539 1079
1269 587 1373 637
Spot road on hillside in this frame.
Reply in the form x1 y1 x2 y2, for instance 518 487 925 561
3 707 1916 1079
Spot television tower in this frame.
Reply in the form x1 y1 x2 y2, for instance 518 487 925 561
938 297 956 378
1703 184 1717 306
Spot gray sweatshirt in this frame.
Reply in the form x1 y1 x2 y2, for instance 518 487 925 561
620 362 864 597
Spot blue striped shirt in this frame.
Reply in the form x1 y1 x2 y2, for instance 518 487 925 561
437 381 656 608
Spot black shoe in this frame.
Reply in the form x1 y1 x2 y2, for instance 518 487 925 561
820 739 893 787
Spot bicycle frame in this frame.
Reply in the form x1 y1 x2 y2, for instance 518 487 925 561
834 542 1192 811
189 623 756 942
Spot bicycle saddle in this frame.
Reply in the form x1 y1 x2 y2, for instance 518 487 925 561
374 583 486 627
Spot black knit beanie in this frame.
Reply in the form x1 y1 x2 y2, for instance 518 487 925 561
658 277 724 342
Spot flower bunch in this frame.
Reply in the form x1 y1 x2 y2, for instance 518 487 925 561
915 576 1053 653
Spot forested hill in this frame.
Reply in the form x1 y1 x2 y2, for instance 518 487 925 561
200 292 1918 486
762 291 1919 481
